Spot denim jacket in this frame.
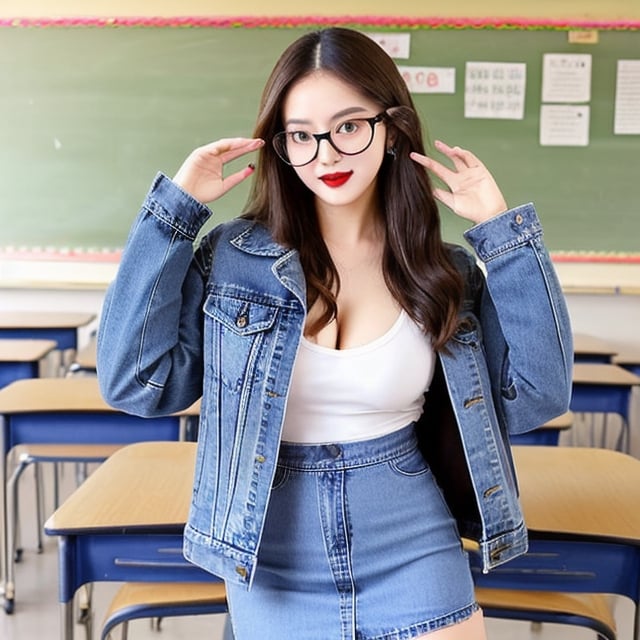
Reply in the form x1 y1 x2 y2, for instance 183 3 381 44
98 173 573 590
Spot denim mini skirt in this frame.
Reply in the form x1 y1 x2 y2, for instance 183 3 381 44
226 423 478 640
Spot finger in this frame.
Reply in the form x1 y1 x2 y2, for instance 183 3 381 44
434 140 483 171
201 138 265 164
432 187 455 210
409 151 457 185
219 163 257 195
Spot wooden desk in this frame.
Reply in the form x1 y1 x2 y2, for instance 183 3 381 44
47 441 194 531
477 446 640 640
573 333 619 363
510 411 573 446
572 333 640 377
515 445 640 540
45 442 207 639
0 339 57 388
0 312 95 352
571 362 640 451
573 362 640 391
0 377 199 613
45 442 640 640
0 311 96 375
613 346 640 377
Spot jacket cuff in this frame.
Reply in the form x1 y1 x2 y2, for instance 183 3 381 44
463 203 543 262
143 172 213 242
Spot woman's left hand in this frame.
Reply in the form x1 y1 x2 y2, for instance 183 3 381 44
410 140 508 225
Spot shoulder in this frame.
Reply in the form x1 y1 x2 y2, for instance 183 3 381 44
445 242 479 281
201 217 266 251
194 218 256 274
196 217 288 269
445 242 474 271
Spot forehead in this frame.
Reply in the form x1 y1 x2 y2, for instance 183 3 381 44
283 71 379 121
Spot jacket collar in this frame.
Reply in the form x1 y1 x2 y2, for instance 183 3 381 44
230 221 307 308
230 222 289 258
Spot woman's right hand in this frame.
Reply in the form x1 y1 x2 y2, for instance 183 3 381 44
172 137 264 204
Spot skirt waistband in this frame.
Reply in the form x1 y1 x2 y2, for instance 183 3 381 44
278 423 418 470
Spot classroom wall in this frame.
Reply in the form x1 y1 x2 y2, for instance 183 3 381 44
2 0 639 354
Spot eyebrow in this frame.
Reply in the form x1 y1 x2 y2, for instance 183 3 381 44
284 106 372 127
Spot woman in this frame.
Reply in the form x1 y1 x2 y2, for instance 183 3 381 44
98 27 573 640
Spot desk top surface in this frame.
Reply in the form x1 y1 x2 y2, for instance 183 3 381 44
540 410 573 429
572 362 640 386
0 377 200 415
612 347 640 367
45 441 640 546
0 311 95 329
573 333 619 358
46 441 195 533
514 446 640 542
0 338 58 361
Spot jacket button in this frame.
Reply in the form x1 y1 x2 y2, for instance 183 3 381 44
235 565 248 579
514 213 524 225
255 455 266 463
236 315 248 328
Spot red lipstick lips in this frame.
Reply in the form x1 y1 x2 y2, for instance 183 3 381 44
319 171 353 188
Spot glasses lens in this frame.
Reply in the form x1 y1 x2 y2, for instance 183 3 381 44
331 118 375 155
273 130 318 167
272 132 294 165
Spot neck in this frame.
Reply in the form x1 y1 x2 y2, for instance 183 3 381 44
315 196 383 248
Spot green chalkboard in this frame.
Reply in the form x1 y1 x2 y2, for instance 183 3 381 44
1 26 638 253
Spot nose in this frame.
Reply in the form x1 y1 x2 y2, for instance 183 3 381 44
316 137 341 165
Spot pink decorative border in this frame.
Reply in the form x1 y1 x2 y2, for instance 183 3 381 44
1 248 638 264
0 248 122 263
552 253 640 264
1 15 640 30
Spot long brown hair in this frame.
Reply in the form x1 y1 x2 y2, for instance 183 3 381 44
244 27 463 350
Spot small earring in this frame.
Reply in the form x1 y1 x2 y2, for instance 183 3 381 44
386 146 397 159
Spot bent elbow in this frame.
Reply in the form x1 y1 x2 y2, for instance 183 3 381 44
98 362 201 418
507 369 573 435
545 383 572 422
534 365 573 424
98 370 163 418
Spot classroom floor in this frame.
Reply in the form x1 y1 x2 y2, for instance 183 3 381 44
1 435 638 640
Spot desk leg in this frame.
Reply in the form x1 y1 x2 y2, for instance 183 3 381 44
60 600 74 640
1 415 10 613
57 536 76 640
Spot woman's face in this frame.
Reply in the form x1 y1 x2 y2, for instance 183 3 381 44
280 71 387 212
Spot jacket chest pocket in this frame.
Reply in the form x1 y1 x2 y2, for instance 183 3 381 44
203 294 279 393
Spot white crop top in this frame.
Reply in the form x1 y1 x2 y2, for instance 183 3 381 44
281 310 436 443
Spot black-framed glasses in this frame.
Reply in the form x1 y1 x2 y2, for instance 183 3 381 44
272 113 385 167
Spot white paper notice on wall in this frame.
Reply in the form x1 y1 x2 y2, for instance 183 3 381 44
542 53 592 103
464 62 526 119
540 104 590 146
614 59 640 135
367 33 411 59
397 66 456 94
